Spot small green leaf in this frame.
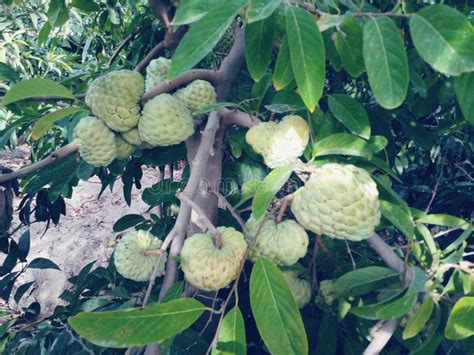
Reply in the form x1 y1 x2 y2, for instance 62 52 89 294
273 36 294 91
380 200 415 240
252 165 293 219
169 0 244 79
212 307 246 355
250 258 308 355
454 72 474 124
47 0 69 27
286 6 325 112
363 17 408 109
245 15 274 82
28 258 61 270
403 295 434 339
327 94 370 139
1 78 76 106
71 0 101 12
445 297 474 340
335 16 364 78
409 4 474 76
246 0 282 23
113 214 146 232
142 180 182 206
31 107 84 140
443 226 473 256
312 133 372 158
334 266 399 298
416 214 469 229
161 281 185 303
68 298 206 348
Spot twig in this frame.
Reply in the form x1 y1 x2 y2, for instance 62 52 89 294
345 240 357 270
212 190 246 231
425 156 444 213
276 195 293 223
66 325 95 355
367 234 407 275
219 108 261 128
0 143 79 183
363 319 399 355
108 29 141 66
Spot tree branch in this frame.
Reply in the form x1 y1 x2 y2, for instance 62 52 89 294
108 29 141 66
134 41 167 73
0 143 79 183
176 191 220 237
218 108 261 128
367 234 406 275
363 319 399 355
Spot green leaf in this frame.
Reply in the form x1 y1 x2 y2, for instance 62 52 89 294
169 0 244 79
375 292 418 320
350 287 406 319
250 258 308 355
172 0 220 25
161 281 185 303
142 180 182 206
38 22 52 46
454 72 474 124
409 4 474 76
312 133 372 158
334 266 399 298
113 214 146 232
212 307 246 355
273 36 294 91
286 6 325 112
246 0 282 23
327 94 370 139
47 0 69 27
71 0 101 12
245 15 274 82
68 298 206 348
31 107 84 140
443 225 473 256
380 200 415 239
28 257 61 270
445 297 474 340
1 78 75 106
363 17 408 109
252 165 293 219
403 295 434 340
335 16 364 78
416 214 469 229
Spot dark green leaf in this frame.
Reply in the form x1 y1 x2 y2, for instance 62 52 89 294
363 17 408 109
328 94 370 139
335 16 364 78
161 281 185 303
245 16 274 81
273 36 294 91
113 214 146 232
246 0 282 23
286 6 325 112
18 230 30 262
454 72 474 124
445 296 474 340
212 306 246 355
71 0 101 11
380 200 415 239
28 257 61 270
47 0 69 27
250 258 308 355
142 180 182 206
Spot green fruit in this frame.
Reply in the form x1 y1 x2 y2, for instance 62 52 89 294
180 227 247 291
114 230 167 282
318 279 335 306
85 70 144 132
283 271 311 308
138 94 194 146
115 136 135 159
245 215 309 266
145 57 171 91
174 80 217 114
73 116 116 167
291 163 381 241
121 128 154 149
246 115 310 168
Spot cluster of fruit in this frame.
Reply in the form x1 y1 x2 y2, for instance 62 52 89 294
73 58 217 167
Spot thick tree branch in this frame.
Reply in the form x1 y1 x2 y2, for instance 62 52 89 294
0 143 79 183
218 108 261 128
367 234 406 275
363 319 399 355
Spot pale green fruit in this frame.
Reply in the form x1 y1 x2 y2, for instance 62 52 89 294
145 57 171 91
283 271 311 308
115 136 135 159
73 116 116 167
174 80 217 114
319 280 335 306
180 227 247 291
138 94 194 146
114 230 167 282
291 163 381 241
245 215 309 266
85 70 144 132
121 128 154 149
246 115 310 168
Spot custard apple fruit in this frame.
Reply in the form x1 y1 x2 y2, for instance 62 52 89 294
283 271 311 308
174 80 217 114
115 136 135 159
121 128 154 149
139 94 194 146
145 57 171 91
114 230 167 282
291 163 381 241
85 70 144 132
180 227 247 291
246 115 310 168
245 215 309 266
73 116 116 167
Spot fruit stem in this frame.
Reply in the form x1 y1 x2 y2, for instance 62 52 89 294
142 249 163 257
213 231 223 249
276 194 293 223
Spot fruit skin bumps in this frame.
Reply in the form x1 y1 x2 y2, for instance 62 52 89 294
145 57 171 91
138 94 194 146
73 116 116 167
85 70 144 132
291 163 381 241
180 227 247 291
246 115 310 168
174 80 217 114
283 271 311 308
245 215 309 266
115 136 135 159
114 230 167 282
